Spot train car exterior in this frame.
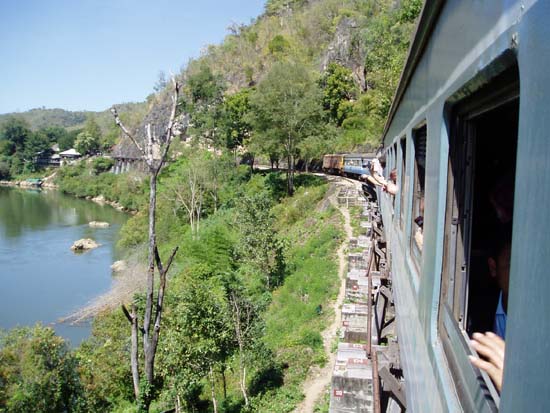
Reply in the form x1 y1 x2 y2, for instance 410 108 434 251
342 153 375 178
377 1 550 412
323 154 344 174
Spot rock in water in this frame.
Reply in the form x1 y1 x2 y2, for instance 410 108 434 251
111 260 127 273
71 238 100 252
89 221 110 228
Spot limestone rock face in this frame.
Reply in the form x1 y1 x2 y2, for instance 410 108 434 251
89 221 110 228
71 238 100 252
320 17 366 90
110 260 127 273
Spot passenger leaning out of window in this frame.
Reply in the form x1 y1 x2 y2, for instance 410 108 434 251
470 176 514 392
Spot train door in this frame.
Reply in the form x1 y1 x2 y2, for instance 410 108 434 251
439 64 519 411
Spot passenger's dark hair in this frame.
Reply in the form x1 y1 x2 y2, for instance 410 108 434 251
489 223 513 259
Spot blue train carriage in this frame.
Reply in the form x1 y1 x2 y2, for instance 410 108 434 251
377 0 550 412
342 153 376 178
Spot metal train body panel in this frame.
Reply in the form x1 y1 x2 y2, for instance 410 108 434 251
378 1 550 411
342 154 373 177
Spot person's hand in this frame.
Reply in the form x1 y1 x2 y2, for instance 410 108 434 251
468 332 505 392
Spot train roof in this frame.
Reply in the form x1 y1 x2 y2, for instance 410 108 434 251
382 0 446 140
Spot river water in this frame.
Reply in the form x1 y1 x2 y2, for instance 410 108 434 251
0 186 128 345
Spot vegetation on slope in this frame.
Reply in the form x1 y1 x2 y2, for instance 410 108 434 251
0 0 424 411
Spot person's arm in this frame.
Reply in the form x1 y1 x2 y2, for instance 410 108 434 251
468 332 505 392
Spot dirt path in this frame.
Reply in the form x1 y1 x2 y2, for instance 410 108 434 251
294 178 358 412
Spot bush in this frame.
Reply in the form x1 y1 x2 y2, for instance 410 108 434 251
92 157 115 175
0 325 84 412
0 160 10 180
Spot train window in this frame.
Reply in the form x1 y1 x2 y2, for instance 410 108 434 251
410 124 426 267
439 64 519 410
399 137 407 229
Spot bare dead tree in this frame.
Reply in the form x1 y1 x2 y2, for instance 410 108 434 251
111 78 182 411
228 291 256 407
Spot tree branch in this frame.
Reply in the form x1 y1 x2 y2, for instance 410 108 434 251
111 107 145 156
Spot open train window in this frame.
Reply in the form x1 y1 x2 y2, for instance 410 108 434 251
410 124 426 268
439 64 519 411
399 137 407 229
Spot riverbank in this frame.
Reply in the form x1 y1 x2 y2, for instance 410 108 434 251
0 179 58 189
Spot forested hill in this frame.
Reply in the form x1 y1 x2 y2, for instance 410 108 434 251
143 0 422 155
0 102 146 133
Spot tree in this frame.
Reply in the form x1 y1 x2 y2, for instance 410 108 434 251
84 116 102 143
227 289 259 407
0 117 31 155
23 130 50 171
182 65 226 147
0 325 84 413
74 131 100 155
249 62 324 195
235 192 285 290
162 154 208 239
111 78 182 412
319 62 357 125
221 88 253 159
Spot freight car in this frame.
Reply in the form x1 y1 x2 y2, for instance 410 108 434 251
323 153 375 178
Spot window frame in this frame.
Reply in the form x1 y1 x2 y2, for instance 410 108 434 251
438 69 520 411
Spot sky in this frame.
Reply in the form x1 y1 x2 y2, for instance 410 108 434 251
0 0 266 114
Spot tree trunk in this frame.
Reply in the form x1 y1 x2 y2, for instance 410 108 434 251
209 366 218 413
221 365 227 400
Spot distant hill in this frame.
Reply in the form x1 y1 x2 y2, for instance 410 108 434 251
0 102 147 133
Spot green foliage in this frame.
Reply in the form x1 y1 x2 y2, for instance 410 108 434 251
56 163 146 210
182 65 227 146
76 312 134 411
268 35 291 56
265 0 308 15
0 325 84 413
235 192 285 290
91 157 115 175
0 117 31 155
221 88 253 151
74 131 100 155
249 62 324 194
0 160 10 180
319 63 357 125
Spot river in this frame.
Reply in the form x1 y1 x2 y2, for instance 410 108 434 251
0 186 128 345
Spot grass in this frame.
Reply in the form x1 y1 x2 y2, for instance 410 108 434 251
253 179 343 412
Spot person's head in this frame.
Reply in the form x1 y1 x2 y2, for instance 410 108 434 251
379 154 387 169
488 225 512 296
490 172 515 224
389 168 397 183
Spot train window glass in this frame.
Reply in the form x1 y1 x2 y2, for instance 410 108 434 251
410 124 427 268
399 137 407 229
439 64 519 409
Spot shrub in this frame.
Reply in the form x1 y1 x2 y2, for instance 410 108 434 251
92 157 115 175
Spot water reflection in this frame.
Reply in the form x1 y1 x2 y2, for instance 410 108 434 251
0 187 128 345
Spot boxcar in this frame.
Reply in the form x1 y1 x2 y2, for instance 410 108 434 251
323 154 344 174
377 0 550 412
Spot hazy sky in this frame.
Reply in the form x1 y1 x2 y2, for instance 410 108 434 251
0 0 266 114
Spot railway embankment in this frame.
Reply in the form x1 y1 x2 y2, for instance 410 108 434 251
298 177 405 412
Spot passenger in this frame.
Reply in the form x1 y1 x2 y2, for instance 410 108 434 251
469 332 505 392
469 226 512 392
384 168 399 195
369 156 386 186
487 229 511 339
413 196 424 250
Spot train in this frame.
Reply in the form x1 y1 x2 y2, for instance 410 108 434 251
322 153 376 178
372 0 550 412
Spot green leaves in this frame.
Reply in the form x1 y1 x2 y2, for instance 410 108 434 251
0 325 84 413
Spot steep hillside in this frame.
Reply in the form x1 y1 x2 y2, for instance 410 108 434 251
138 0 422 159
